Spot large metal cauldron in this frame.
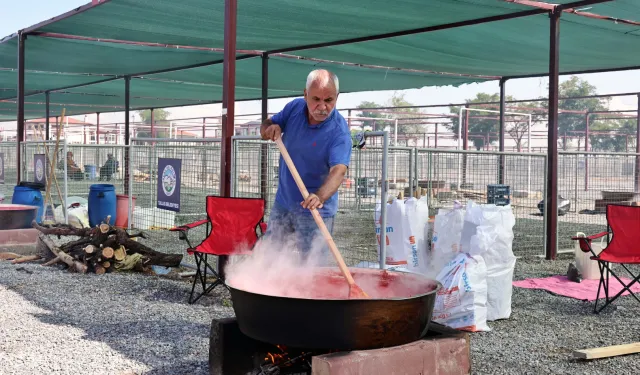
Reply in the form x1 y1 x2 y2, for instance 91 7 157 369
228 267 441 350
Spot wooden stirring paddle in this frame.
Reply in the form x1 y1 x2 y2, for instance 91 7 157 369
274 137 369 299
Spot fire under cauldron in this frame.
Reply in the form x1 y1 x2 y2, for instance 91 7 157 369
227 267 441 351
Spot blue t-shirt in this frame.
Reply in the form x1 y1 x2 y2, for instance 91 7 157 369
271 98 352 217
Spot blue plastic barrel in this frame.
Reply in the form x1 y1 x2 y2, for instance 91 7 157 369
12 185 44 223
84 165 97 180
88 184 117 227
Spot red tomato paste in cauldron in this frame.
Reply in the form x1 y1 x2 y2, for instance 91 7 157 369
227 267 438 300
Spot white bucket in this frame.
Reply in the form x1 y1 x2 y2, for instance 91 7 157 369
574 232 605 280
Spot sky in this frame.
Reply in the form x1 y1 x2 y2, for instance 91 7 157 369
2 0 640 146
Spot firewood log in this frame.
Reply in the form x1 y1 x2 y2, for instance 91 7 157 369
38 234 87 273
101 247 114 259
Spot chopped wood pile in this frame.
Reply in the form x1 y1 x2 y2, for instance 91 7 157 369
1 216 182 274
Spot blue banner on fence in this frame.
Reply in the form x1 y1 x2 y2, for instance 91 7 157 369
157 158 181 212
34 154 46 185
0 153 4 184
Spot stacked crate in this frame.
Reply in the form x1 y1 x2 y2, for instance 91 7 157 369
487 184 510 206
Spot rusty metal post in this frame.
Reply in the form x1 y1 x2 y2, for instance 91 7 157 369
434 123 438 148
124 76 131 195
546 9 561 260
260 54 270 202
461 104 469 187
499 78 507 184
16 32 25 183
220 0 238 198
45 91 50 140
150 108 155 139
218 0 238 279
96 113 100 144
202 117 206 138
584 113 590 191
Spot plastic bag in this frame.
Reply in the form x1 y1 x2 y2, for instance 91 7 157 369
402 197 430 274
374 198 408 266
430 202 465 273
54 203 90 229
461 201 516 321
432 253 490 332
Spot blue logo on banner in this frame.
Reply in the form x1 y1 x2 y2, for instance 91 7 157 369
34 154 46 185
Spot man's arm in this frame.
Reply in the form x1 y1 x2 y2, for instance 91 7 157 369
301 164 348 210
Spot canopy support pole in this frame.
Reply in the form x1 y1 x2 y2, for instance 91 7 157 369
585 113 590 190
16 32 25 184
260 53 270 202
218 0 238 280
499 78 507 184
96 113 100 144
124 76 131 195
546 8 561 260
45 92 50 140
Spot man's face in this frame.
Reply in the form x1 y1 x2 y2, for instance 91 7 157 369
304 83 338 124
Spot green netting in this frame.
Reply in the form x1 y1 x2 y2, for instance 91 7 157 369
0 55 487 121
37 0 535 50
0 0 639 122
293 12 640 77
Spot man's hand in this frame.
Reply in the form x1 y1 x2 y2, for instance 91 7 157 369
260 118 282 141
301 193 324 210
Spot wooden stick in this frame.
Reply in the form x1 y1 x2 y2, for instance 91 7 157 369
274 138 368 298
10 255 42 264
0 252 21 261
37 233 87 273
573 343 640 360
42 257 61 267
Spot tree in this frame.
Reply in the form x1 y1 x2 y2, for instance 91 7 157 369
541 76 610 151
589 118 636 152
355 93 426 144
136 109 171 138
445 93 544 151
355 101 388 129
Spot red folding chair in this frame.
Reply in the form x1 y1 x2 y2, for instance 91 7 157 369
170 196 267 304
572 204 640 313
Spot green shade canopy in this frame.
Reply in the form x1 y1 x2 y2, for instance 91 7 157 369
1 0 638 121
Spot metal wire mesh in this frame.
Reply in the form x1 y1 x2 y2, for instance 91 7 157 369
0 142 17 200
129 138 221 230
231 134 390 268
416 149 548 257
557 151 640 251
20 141 69 215
63 144 127 198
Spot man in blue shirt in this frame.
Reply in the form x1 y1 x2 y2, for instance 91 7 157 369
260 69 352 264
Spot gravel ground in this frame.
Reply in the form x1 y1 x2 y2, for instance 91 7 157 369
1 252 639 374
472 253 640 375
0 261 234 375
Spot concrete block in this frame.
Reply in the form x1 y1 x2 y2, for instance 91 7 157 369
0 229 39 255
312 325 470 375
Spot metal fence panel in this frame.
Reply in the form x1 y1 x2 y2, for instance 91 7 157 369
416 149 548 257
130 138 222 229
0 142 17 200
232 134 390 268
20 140 70 220
557 152 639 252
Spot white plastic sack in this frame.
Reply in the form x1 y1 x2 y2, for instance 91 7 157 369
402 197 430 274
374 198 408 266
462 201 516 321
54 203 90 229
430 202 465 274
432 253 490 332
